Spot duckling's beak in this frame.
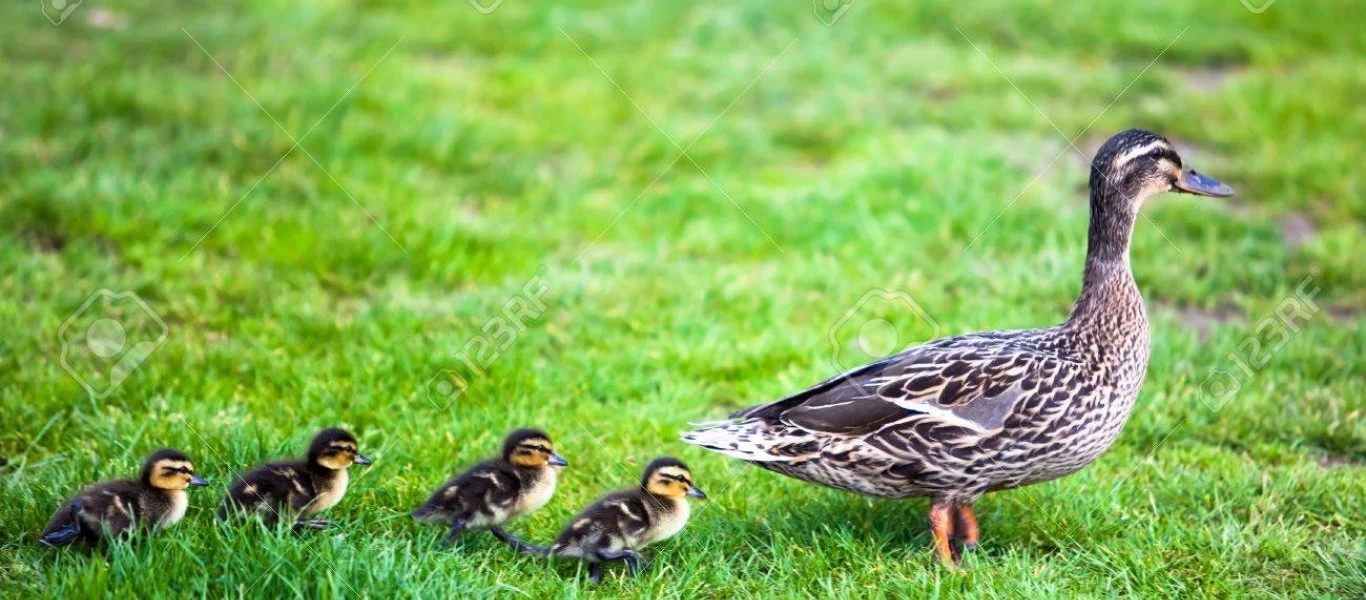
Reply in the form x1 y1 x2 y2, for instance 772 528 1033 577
352 454 372 466
548 453 569 467
1173 169 1234 197
189 475 209 487
687 486 707 499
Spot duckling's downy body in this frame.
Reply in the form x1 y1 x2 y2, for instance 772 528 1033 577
684 129 1234 564
40 449 208 546
550 458 705 583
412 429 567 551
219 428 371 530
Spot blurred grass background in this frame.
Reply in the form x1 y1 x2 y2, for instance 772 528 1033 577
0 0 1362 597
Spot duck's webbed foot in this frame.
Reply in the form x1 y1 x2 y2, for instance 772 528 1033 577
929 502 981 566
952 504 980 560
293 519 331 533
596 548 647 576
490 526 548 555
928 502 957 566
587 562 604 585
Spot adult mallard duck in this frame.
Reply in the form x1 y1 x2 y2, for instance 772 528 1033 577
683 129 1233 565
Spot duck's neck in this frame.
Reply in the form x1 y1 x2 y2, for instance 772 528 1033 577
1067 182 1145 326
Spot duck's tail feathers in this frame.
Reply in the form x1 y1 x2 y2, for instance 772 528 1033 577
681 419 805 463
40 500 84 546
410 505 439 523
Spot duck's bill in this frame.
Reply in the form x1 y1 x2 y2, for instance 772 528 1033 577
548 453 569 467
1174 169 1234 197
189 475 209 487
687 486 707 499
353 454 373 466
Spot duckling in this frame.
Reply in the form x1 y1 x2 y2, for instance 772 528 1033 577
40 448 208 546
412 428 568 553
549 457 706 584
219 428 371 530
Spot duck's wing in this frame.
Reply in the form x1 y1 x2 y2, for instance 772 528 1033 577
731 331 1071 436
444 460 523 514
550 491 651 553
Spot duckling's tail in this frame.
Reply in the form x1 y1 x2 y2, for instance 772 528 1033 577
681 419 810 463
39 500 84 546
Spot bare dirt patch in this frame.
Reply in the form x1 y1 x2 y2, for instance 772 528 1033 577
1326 304 1362 321
1164 303 1243 343
1317 454 1362 469
1279 212 1317 250
1178 65 1245 94
23 229 65 254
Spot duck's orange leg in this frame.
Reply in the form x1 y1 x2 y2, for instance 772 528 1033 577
952 505 979 560
928 503 956 565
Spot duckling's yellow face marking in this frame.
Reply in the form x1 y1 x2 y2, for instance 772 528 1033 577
646 466 698 499
510 437 556 468
317 441 369 470
150 460 200 490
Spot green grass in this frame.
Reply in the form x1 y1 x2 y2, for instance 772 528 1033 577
2 0 1363 597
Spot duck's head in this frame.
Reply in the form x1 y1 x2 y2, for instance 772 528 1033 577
503 428 569 468
642 457 706 500
141 448 208 491
1090 128 1233 206
307 428 371 470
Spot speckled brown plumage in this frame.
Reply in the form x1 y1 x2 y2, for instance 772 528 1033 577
684 129 1233 564
549 457 706 583
218 428 371 531
411 428 567 553
40 449 208 546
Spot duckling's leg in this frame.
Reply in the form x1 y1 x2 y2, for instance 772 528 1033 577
293 519 331 532
592 549 644 576
489 526 548 555
587 561 605 585
595 548 647 576
928 502 956 565
952 505 980 559
447 516 468 544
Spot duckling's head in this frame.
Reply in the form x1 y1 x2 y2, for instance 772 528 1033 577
1090 128 1233 206
642 457 706 500
503 428 569 468
141 448 208 491
307 428 372 470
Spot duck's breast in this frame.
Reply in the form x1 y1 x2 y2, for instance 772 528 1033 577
308 469 348 514
158 490 189 528
640 499 690 547
513 467 558 517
